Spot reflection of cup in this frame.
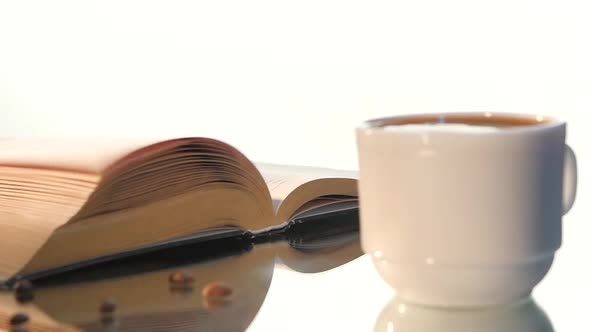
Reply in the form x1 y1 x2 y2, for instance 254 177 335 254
356 113 577 307
375 297 554 332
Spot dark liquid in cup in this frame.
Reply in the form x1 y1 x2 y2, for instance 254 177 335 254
369 113 552 129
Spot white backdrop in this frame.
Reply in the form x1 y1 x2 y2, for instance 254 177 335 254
1 1 589 330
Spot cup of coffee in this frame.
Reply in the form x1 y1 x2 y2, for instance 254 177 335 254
356 113 577 307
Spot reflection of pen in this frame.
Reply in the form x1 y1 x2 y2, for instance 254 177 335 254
5 207 359 288
253 207 360 250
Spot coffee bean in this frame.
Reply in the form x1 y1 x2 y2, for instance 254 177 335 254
9 313 29 326
202 282 232 299
169 271 195 285
14 280 33 293
99 299 117 314
14 281 34 303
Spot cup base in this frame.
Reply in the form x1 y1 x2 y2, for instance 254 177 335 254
372 255 554 308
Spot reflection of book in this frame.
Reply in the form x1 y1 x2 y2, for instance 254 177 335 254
1 245 276 332
4 237 362 332
0 292 80 332
0 138 357 284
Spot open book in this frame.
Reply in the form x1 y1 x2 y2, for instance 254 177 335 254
0 138 357 284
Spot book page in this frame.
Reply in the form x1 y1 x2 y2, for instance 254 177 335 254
0 138 166 174
256 163 357 213
0 137 253 180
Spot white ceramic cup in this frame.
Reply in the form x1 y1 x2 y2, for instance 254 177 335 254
356 113 577 307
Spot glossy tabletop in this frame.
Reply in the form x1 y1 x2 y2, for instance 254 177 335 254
1 216 587 332
249 210 589 332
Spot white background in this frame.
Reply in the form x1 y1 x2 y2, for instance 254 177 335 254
1 1 589 331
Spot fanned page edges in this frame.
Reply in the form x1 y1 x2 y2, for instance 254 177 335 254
0 137 156 174
66 137 273 225
0 138 275 279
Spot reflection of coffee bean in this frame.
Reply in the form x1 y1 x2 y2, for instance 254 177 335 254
14 280 34 304
100 315 116 325
9 312 29 328
203 297 231 311
169 271 195 285
202 282 232 299
168 272 196 296
169 284 194 295
15 293 34 304
10 327 29 332
99 299 117 314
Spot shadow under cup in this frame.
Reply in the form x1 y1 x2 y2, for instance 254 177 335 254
356 112 576 308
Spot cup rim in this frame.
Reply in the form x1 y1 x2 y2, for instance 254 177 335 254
359 112 564 134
